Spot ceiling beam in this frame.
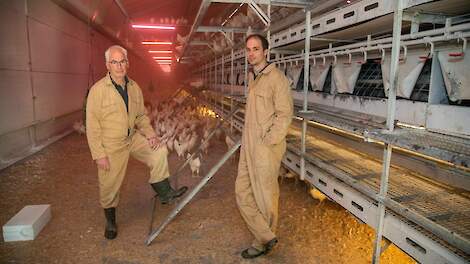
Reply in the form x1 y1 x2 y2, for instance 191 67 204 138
189 40 210 46
196 26 262 33
269 0 346 33
114 0 130 19
180 0 212 58
211 0 313 8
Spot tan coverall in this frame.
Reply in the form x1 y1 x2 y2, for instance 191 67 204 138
86 74 169 208
235 64 293 250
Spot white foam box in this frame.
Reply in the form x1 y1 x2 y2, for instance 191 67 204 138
3 204 51 242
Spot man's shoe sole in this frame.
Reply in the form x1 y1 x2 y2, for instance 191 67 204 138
241 247 265 259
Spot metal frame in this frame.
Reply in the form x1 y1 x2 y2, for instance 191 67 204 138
270 0 433 48
202 93 469 263
196 26 261 33
211 0 312 8
190 1 470 263
372 1 403 262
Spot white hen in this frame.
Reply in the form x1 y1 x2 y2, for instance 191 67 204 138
73 120 86 135
174 138 189 158
188 153 201 178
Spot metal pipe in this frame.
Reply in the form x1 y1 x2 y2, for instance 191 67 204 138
266 23 470 63
244 34 248 97
180 0 211 59
300 10 311 182
372 1 403 263
267 3 271 60
269 30 470 65
25 0 37 148
231 33 235 134
221 55 224 94
146 140 242 246
214 57 217 90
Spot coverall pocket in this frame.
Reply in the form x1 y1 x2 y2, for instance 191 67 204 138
254 89 274 138
101 102 119 118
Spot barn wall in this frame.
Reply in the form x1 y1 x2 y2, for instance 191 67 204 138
0 0 174 170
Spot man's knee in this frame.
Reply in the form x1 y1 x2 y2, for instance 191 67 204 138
149 146 168 166
155 145 168 157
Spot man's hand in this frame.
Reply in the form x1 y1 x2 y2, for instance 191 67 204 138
96 157 110 171
147 136 160 150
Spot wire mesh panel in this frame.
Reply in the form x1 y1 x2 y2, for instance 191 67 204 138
353 60 385 98
410 59 432 102
322 65 332 94
296 68 313 91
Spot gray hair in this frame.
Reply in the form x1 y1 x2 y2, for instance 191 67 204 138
105 45 128 62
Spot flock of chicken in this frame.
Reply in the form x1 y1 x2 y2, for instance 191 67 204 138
147 98 235 178
73 97 327 203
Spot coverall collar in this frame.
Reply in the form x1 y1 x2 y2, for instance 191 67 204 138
252 63 275 80
105 73 133 86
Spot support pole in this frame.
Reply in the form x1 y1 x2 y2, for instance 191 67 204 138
215 58 218 92
231 32 235 134
146 140 242 246
244 32 248 97
267 3 271 60
221 55 224 108
209 63 211 90
300 9 311 181
372 1 403 263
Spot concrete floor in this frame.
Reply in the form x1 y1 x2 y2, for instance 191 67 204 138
0 133 415 264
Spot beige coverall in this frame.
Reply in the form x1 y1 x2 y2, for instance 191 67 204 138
235 64 293 250
86 74 169 208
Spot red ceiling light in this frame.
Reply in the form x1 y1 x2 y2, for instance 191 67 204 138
148 50 172 53
153 56 172 60
132 24 175 30
142 41 173 45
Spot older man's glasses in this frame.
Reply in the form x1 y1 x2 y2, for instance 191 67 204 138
108 60 128 66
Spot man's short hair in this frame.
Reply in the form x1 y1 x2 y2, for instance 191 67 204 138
105 45 128 62
245 34 269 50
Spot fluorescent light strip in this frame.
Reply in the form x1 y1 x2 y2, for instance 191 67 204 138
132 24 175 30
148 50 172 53
152 56 172 59
142 41 172 45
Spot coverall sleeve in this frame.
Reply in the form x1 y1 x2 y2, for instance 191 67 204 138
265 73 294 145
86 86 106 160
134 86 156 139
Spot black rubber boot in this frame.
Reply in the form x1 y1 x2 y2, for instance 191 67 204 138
151 179 188 204
241 238 278 259
263 237 278 254
104 207 117 240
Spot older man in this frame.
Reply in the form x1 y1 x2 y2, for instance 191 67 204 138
235 34 293 258
86 45 187 240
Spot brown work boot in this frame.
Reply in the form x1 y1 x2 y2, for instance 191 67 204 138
104 207 117 239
